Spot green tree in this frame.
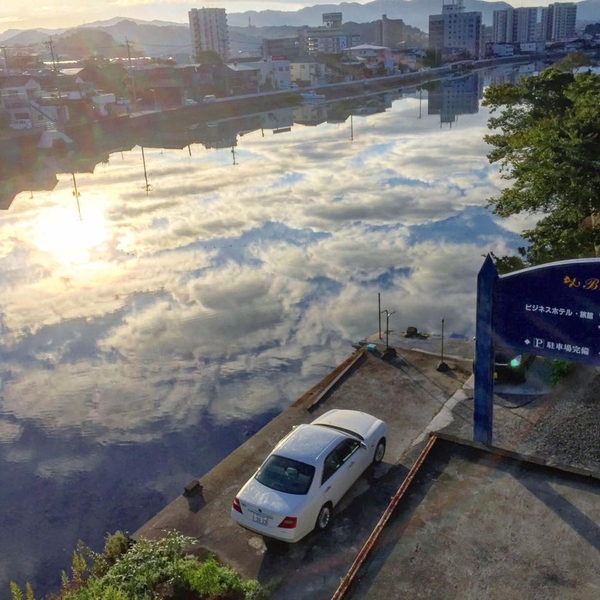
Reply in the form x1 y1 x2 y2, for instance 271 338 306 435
483 68 600 265
553 51 593 72
195 50 223 65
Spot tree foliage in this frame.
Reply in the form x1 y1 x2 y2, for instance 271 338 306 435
195 50 223 65
483 67 600 265
553 51 594 72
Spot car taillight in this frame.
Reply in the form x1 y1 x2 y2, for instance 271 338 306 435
278 516 297 529
232 497 243 514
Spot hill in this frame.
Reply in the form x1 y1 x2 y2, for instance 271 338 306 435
226 0 514 31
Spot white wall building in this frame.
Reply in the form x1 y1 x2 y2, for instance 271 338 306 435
344 45 395 74
541 2 577 41
429 0 482 60
290 60 329 86
493 8 538 43
189 8 230 61
237 59 291 90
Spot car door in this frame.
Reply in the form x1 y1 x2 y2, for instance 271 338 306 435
320 439 362 506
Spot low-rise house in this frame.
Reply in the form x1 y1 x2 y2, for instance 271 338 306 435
0 75 41 129
230 58 291 90
225 62 260 94
290 60 330 86
343 45 395 75
486 43 515 57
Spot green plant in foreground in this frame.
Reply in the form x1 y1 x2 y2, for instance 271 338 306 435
11 530 271 600
10 582 35 600
550 359 574 386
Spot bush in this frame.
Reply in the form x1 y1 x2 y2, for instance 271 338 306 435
180 556 266 599
550 360 574 386
12 530 270 600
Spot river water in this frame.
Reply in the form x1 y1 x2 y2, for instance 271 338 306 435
0 66 535 596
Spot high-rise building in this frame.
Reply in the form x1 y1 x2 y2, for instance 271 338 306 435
492 7 538 43
541 3 577 41
429 0 482 60
189 8 230 62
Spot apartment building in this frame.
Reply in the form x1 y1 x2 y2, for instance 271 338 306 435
189 8 230 61
429 0 482 60
541 2 577 41
492 7 538 43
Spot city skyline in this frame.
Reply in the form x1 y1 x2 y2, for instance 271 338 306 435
0 0 588 37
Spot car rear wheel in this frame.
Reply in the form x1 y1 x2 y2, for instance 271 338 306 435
315 503 332 532
373 438 386 464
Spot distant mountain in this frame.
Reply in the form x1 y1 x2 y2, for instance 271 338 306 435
57 28 126 60
1 30 56 46
82 20 191 56
577 0 600 23
227 0 513 31
0 27 64 43
81 16 184 28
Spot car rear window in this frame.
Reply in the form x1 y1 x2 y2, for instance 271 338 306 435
255 455 315 495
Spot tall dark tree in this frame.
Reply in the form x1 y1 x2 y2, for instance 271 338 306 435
483 68 600 266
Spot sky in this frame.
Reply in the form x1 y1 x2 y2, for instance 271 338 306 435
0 0 570 36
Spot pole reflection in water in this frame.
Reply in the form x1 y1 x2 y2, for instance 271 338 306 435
72 172 82 221
141 146 152 193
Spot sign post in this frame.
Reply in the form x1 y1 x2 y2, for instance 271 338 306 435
474 255 497 445
474 256 600 445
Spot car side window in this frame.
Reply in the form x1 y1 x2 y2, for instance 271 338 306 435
321 439 360 485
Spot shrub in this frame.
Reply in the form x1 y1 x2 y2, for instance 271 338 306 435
550 360 574 386
12 530 270 600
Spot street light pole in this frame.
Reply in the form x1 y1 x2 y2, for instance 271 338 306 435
380 309 395 350
437 317 450 372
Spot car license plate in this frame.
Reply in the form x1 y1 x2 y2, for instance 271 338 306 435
252 512 268 526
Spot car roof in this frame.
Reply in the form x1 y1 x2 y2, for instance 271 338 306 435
274 423 345 465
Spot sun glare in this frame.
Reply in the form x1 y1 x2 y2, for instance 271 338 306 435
30 203 110 266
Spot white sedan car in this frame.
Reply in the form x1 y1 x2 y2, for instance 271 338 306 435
231 409 388 543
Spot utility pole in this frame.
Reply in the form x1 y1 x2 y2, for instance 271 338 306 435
45 37 56 72
1 47 9 75
124 38 133 67
124 38 138 110
380 309 395 350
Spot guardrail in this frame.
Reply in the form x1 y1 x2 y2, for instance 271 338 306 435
331 434 439 600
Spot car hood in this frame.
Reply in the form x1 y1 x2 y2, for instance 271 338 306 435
238 477 308 515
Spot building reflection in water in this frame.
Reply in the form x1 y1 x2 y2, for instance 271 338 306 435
428 72 484 127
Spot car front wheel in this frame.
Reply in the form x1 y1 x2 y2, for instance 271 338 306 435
373 437 386 464
315 503 332 532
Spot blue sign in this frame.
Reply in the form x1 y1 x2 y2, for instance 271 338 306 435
474 256 600 445
495 259 600 365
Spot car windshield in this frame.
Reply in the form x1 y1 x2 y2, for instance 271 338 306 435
255 455 315 495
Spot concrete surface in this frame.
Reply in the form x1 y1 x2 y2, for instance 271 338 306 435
348 438 600 600
134 327 600 600
135 347 470 599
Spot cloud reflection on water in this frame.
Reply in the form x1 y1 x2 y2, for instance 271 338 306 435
0 96 522 439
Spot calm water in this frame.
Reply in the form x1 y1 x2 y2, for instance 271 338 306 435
0 67 534 596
